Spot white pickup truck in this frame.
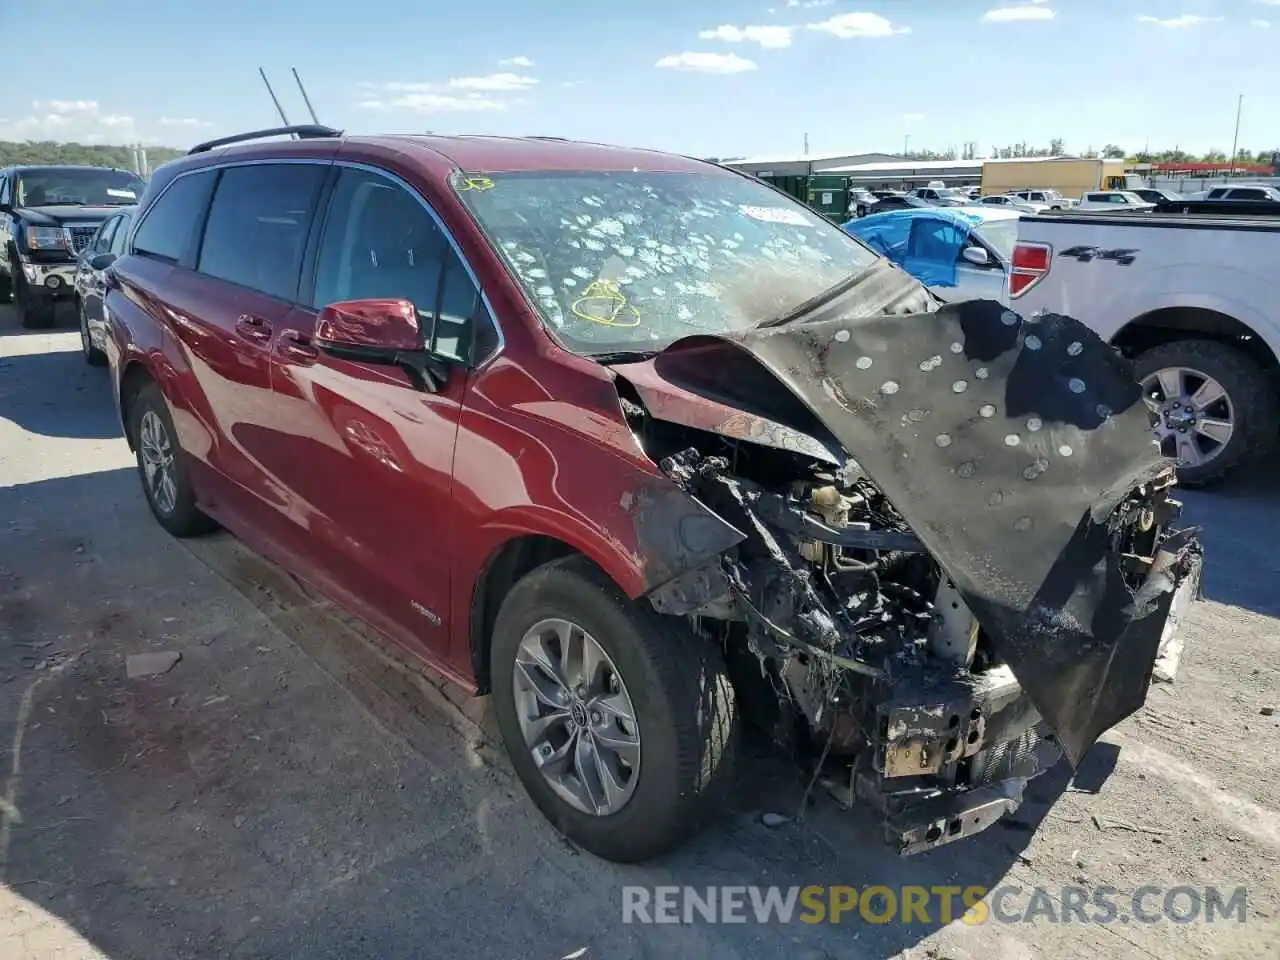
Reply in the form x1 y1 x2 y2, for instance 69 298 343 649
1011 211 1280 485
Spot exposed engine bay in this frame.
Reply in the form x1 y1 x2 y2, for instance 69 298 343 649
609 296 1204 855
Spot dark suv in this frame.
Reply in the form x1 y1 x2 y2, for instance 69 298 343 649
0 164 145 327
103 125 1201 863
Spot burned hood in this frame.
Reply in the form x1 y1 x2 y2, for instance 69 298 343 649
707 298 1187 765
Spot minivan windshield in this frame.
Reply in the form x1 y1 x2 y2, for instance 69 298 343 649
452 169 880 355
15 167 145 207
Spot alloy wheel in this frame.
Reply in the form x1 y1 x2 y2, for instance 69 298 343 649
138 409 179 516
1140 365 1235 470
512 617 641 817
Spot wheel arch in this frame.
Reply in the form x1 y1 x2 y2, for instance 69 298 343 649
117 358 158 451
1111 306 1280 382
467 533 585 694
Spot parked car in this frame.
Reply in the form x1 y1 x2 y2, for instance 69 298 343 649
978 194 1044 214
842 206 1021 304
849 188 878 218
864 194 919 214
1132 188 1182 205
1074 191 1156 212
911 186 966 207
0 164 145 328
103 125 1201 863
73 206 135 365
1205 184 1280 202
1013 208 1280 484
1008 189 1076 210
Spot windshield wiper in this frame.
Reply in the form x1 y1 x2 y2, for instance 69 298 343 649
756 262 882 329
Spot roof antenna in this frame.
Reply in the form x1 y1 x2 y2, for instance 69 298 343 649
291 68 321 125
258 67 297 137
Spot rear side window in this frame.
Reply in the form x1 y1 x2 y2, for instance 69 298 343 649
133 170 216 263
1228 188 1265 200
198 163 327 301
1207 188 1227 199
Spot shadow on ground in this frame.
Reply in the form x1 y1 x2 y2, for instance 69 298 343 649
0 342 122 442
1179 452 1280 618
0 467 1069 960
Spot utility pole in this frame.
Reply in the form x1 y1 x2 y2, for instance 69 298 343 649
904 133 910 157
1229 93 1243 174
803 131 809 157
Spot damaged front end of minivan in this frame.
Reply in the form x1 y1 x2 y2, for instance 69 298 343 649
609 296 1203 856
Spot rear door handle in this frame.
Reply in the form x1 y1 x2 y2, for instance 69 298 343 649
275 329 320 364
235 314 273 342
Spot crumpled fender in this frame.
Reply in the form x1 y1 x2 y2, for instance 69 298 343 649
708 298 1196 765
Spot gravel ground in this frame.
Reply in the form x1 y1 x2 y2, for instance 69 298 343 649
0 303 1277 959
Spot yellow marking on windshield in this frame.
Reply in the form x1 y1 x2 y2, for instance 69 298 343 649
458 176 494 191
571 280 641 328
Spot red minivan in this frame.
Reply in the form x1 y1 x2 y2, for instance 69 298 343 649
104 126 1202 862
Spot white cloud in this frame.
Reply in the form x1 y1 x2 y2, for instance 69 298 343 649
158 117 210 127
499 55 535 67
34 99 99 115
806 12 911 38
1252 17 1272 25
97 115 135 128
787 0 834 6
1134 14 1222 27
447 72 538 91
982 6 1056 22
655 51 758 73
699 24 794 47
358 71 537 113
903 112 926 123
1252 0 1280 5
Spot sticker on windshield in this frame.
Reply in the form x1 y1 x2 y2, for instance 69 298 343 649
740 204 811 226
106 188 137 199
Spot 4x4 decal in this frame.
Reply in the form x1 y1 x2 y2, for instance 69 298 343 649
1059 245 1139 265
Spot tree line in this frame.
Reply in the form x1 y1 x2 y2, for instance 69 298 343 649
0 140 185 172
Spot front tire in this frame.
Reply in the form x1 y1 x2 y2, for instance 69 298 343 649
78 298 107 366
490 555 737 863
1134 339 1278 487
129 383 218 537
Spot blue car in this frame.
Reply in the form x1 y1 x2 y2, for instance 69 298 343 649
842 206 1022 305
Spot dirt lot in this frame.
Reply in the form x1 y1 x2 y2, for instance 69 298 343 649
1 303 1277 960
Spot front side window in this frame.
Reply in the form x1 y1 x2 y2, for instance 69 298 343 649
92 217 119 253
198 163 326 301
109 212 133 255
15 167 144 207
313 168 489 364
453 168 879 356
133 170 217 263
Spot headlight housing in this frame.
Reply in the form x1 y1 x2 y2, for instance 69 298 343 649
23 225 69 252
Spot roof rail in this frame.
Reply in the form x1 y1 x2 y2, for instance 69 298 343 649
187 124 342 155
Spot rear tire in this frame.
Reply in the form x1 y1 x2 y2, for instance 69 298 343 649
129 383 218 537
1133 339 1277 488
490 555 737 863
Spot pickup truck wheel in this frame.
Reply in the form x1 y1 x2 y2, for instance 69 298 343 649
13 271 55 330
490 554 737 863
129 383 218 537
1134 339 1278 487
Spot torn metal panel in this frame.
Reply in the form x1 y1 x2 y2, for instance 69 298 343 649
620 479 746 593
706 298 1201 765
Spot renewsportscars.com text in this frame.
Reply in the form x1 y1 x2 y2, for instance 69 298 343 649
621 885 1249 926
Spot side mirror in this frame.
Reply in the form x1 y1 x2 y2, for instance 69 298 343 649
89 252 117 271
961 246 990 266
314 298 449 393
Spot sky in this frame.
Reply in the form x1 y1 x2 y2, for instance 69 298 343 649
2 0 1277 160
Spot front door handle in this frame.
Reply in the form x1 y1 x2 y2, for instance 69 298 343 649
235 314 273 342
275 329 320 364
